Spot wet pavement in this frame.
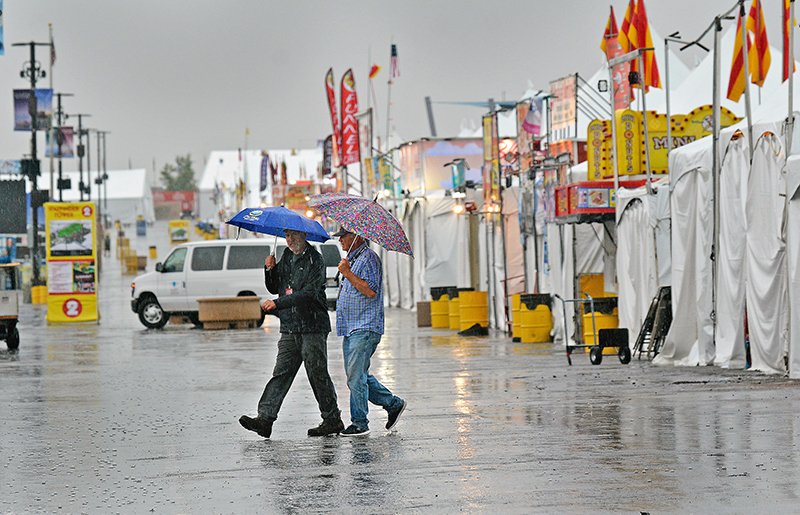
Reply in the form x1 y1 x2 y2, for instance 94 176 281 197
2 224 800 513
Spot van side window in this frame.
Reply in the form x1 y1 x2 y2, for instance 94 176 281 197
320 244 341 267
162 248 187 273
191 246 225 271
227 245 271 270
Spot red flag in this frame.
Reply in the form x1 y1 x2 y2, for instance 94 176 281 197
600 6 619 55
339 68 361 166
746 0 771 87
627 0 661 90
783 0 795 82
727 14 748 102
368 64 381 80
325 68 342 167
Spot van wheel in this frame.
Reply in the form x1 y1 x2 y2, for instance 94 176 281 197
138 296 168 329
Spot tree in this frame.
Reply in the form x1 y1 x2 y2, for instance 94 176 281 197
160 154 197 191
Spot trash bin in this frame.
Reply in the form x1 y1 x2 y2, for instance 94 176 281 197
447 287 474 330
582 297 618 346
136 217 147 237
511 293 522 340
430 286 453 328
519 293 552 343
459 291 488 331
148 245 157 260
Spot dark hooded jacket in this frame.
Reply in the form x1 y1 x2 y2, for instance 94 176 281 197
264 244 331 334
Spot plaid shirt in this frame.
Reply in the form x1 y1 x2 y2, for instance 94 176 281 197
336 242 384 337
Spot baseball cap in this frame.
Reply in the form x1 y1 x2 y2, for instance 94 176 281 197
332 226 353 238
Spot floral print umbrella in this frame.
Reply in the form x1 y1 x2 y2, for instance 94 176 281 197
308 193 413 257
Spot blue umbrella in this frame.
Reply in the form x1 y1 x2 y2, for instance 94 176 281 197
226 206 330 243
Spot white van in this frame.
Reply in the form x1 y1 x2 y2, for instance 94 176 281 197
130 238 343 329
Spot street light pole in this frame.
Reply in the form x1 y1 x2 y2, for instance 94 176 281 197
12 40 51 287
54 92 74 202
102 132 109 226
66 113 91 201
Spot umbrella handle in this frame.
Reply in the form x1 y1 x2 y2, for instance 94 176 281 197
272 234 277 256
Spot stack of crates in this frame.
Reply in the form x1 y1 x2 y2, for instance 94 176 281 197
430 287 452 328
519 293 552 343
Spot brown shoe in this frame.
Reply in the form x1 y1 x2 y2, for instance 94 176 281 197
307 418 344 437
239 415 273 438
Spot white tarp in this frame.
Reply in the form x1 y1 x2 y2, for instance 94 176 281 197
424 195 470 291
60 168 155 223
714 136 749 368
787 155 800 378
746 133 788 374
616 192 657 341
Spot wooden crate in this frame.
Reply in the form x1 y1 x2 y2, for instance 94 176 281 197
198 297 262 330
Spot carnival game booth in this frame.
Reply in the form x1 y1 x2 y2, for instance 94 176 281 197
654 88 800 374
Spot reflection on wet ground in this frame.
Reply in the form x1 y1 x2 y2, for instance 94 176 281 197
2 227 800 511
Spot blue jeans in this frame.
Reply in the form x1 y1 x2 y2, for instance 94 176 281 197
343 330 402 430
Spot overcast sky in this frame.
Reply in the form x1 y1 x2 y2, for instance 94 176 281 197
0 0 793 179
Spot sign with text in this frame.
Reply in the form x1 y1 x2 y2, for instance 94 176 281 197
44 202 98 323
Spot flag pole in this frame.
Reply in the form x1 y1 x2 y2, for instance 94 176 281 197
739 0 754 157
788 0 796 155
665 37 673 156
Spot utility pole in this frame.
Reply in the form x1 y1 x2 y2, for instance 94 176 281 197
12 40 51 287
66 113 91 201
85 128 92 201
102 132 110 226
54 92 73 201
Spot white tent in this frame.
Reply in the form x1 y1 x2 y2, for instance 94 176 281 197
655 72 800 369
60 168 155 223
786 154 800 378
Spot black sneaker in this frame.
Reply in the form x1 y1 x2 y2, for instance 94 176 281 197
239 415 273 438
340 424 370 437
307 418 344 437
385 399 407 431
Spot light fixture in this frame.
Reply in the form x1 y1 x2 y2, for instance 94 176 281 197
305 209 314 218
453 203 465 215
597 80 609 92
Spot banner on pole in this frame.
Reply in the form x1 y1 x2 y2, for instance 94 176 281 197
45 126 75 158
44 202 98 323
340 69 361 166
325 69 341 168
322 135 333 177
0 1 5 56
605 36 632 110
14 89 53 131
259 153 269 192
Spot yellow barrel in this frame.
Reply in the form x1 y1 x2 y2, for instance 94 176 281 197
31 285 47 304
430 287 451 328
582 297 619 352
459 291 488 331
519 294 552 343
448 297 460 330
149 245 157 260
511 293 522 339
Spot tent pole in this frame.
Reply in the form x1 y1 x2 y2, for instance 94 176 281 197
788 0 796 155
639 51 654 195
665 39 673 157
608 58 620 193
712 16 722 354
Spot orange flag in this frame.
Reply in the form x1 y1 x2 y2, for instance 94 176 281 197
746 0 771 87
783 0 795 82
600 6 619 55
619 0 635 53
627 0 661 90
727 14 748 102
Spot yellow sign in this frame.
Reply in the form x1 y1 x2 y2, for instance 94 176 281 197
44 202 98 323
587 105 742 180
168 219 190 244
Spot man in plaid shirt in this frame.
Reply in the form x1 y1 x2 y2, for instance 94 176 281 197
334 227 406 436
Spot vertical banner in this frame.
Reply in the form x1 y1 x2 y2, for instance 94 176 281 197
324 68 342 167
549 76 577 141
259 153 269 192
45 202 98 323
322 135 333 177
606 35 632 110
490 113 500 202
45 126 75 158
340 68 361 166
516 102 533 173
0 0 5 56
356 109 374 192
482 114 493 204
13 89 53 131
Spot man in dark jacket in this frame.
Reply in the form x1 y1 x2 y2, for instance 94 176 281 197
239 229 344 438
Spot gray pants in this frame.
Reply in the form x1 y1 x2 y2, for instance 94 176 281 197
257 332 340 422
